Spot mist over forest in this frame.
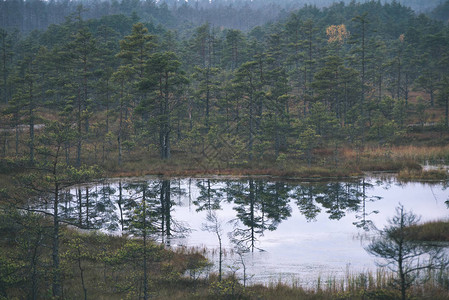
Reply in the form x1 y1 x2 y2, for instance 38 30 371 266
0 0 447 33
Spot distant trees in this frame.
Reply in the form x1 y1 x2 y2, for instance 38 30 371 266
0 0 448 166
430 0 449 21
0 0 442 34
6 43 39 159
0 28 15 104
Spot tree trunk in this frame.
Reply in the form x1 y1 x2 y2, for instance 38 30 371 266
142 186 148 300
218 229 222 282
118 96 123 166
206 67 210 129
77 88 82 168
77 246 87 300
445 97 448 129
164 180 171 237
29 80 35 164
15 123 19 156
160 182 165 242
85 187 89 228
248 89 253 161
52 182 61 298
118 181 124 231
78 188 82 227
249 180 255 252
1 31 8 104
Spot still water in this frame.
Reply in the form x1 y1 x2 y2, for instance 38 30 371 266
48 176 449 285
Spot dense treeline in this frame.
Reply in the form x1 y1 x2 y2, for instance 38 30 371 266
0 0 445 33
1 0 449 170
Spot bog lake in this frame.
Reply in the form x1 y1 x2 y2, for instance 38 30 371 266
35 174 449 286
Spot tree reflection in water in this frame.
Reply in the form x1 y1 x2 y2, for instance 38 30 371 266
52 177 383 247
292 179 381 231
225 180 292 252
35 176 449 285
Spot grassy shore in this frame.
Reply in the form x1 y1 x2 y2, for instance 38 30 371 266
2 212 449 300
2 135 449 180
93 144 449 181
404 220 449 242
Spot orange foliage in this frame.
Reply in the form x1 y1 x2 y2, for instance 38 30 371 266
326 24 350 44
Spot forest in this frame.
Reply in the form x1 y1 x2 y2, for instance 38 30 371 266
1 0 449 175
0 0 446 32
1 0 449 299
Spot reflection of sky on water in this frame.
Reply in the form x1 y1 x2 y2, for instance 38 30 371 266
168 177 449 285
58 177 449 286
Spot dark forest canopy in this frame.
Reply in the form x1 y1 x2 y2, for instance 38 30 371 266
0 0 446 33
0 0 448 171
431 0 449 22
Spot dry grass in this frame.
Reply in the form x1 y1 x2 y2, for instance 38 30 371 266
115 144 449 178
2 211 449 299
398 169 449 181
404 220 449 242
343 145 449 162
3 113 449 180
105 160 356 179
6 142 449 180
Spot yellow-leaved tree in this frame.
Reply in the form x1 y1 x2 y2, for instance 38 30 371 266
326 24 350 44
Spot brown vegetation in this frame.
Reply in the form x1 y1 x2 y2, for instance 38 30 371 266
404 220 449 242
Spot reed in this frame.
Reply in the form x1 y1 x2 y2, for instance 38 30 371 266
343 145 449 163
3 216 449 299
403 220 449 242
398 169 449 181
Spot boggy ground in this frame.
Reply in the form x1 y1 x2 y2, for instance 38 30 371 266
101 144 449 181
1 211 449 300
